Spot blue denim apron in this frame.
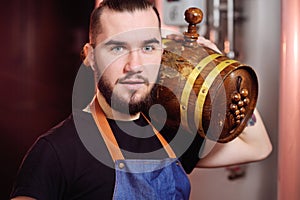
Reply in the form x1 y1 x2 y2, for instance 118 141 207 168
90 99 191 200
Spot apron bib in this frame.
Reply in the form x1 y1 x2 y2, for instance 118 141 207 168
90 99 191 200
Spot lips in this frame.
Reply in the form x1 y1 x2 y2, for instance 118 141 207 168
119 78 146 84
118 78 146 90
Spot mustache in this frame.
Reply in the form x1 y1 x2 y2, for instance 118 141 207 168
117 73 149 85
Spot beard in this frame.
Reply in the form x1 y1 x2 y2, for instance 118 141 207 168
97 75 156 115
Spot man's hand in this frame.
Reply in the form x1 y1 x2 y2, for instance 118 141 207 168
166 34 222 54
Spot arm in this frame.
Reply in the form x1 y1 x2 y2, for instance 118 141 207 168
10 138 64 199
164 35 272 168
11 197 36 200
196 109 272 168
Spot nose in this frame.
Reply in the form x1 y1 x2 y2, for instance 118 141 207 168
124 49 143 73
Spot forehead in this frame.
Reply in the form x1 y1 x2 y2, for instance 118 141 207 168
96 8 160 44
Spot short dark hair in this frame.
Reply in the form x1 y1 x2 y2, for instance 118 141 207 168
89 0 161 46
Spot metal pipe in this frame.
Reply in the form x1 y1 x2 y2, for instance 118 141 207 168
278 0 300 199
226 0 235 58
210 0 221 44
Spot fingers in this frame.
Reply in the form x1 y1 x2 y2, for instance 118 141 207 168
197 37 222 53
165 34 222 54
166 34 184 41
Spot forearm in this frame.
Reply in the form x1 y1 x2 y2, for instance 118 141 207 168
11 197 36 200
196 109 272 168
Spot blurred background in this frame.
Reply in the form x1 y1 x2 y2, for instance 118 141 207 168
1 0 297 199
0 0 94 198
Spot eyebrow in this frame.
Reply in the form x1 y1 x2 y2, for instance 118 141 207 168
143 38 160 45
104 40 127 46
104 38 160 46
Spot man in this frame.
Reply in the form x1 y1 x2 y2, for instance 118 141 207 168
10 0 272 199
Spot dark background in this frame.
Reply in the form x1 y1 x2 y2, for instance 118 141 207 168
0 0 94 198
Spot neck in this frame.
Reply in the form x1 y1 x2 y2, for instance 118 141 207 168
95 91 140 121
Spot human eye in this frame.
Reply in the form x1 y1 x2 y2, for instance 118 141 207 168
142 45 155 53
111 46 126 54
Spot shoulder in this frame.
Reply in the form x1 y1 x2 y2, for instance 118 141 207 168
11 111 113 199
40 110 94 148
23 110 109 175
22 114 83 168
41 115 76 141
29 111 97 168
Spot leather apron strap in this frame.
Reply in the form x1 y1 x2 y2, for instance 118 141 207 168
90 98 176 161
90 98 124 161
141 113 176 159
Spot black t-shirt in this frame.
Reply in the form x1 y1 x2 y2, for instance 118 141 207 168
10 110 204 200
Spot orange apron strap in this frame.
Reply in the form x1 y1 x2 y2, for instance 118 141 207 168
90 99 125 162
90 98 176 160
142 113 177 159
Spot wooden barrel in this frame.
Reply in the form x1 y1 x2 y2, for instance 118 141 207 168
151 39 258 143
150 8 258 143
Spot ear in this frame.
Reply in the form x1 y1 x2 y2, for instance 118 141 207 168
82 43 96 71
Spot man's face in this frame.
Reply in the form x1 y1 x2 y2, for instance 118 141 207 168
92 8 162 114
